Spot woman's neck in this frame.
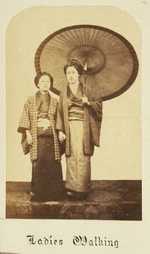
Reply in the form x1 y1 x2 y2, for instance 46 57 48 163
69 82 79 95
69 82 80 90
39 90 48 96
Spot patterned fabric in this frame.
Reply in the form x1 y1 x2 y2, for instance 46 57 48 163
68 107 84 121
67 84 84 121
18 92 61 161
66 121 91 192
56 82 103 157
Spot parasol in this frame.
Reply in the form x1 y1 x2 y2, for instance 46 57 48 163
34 25 139 101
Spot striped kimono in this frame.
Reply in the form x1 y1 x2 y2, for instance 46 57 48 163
56 83 103 193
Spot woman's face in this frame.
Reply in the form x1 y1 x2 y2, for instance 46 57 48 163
37 75 51 92
66 66 80 85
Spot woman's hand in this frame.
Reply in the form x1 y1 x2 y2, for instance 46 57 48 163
26 130 33 146
59 131 66 143
82 96 90 105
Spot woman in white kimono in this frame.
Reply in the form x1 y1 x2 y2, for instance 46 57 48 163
56 59 103 200
18 72 63 202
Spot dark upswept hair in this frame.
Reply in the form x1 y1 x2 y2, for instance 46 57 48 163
64 59 84 76
34 71 53 88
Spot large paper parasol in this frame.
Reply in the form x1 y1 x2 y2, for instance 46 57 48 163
34 25 139 101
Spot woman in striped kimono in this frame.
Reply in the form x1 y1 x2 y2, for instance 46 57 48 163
18 72 63 201
56 60 103 201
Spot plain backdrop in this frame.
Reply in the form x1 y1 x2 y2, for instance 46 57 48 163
6 6 141 181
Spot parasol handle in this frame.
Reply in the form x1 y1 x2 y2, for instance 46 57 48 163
83 61 88 96
83 75 87 96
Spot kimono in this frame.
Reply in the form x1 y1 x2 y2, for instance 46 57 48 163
56 83 103 193
18 91 63 198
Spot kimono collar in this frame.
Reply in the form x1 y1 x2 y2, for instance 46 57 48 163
36 90 50 111
67 82 83 105
67 82 83 97
37 90 50 99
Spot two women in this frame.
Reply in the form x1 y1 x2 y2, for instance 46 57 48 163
56 59 103 200
18 59 103 202
18 72 63 201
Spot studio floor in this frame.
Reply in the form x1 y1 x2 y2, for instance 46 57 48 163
6 180 142 220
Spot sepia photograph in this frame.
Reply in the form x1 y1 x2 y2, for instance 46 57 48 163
5 5 141 220
1 1 150 253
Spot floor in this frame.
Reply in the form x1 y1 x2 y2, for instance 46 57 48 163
6 180 142 220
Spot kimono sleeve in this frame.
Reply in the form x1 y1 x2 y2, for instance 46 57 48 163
17 99 30 133
87 90 103 147
56 93 65 132
88 94 103 121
